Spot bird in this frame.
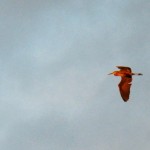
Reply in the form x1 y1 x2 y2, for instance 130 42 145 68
108 66 142 102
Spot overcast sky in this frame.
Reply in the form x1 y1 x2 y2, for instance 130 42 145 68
0 0 150 150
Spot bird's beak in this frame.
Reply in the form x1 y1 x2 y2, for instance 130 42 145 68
108 73 113 75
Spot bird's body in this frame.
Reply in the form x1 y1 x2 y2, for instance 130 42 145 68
108 66 142 102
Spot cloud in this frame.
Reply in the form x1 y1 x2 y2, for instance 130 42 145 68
0 0 150 150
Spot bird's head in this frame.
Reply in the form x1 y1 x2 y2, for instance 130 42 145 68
108 71 118 76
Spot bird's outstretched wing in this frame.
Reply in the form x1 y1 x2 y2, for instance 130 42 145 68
116 66 132 73
118 76 132 102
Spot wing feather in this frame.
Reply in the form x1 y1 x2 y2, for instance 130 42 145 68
116 66 132 73
118 77 132 102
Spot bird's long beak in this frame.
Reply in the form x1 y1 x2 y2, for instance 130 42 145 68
108 73 113 75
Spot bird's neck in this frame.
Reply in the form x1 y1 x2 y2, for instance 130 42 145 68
114 71 126 77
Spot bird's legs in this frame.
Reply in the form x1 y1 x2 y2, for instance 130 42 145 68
132 73 143 76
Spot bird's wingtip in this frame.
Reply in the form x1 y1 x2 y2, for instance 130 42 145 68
122 98 129 102
123 100 128 102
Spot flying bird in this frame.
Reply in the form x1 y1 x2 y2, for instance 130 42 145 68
108 66 142 102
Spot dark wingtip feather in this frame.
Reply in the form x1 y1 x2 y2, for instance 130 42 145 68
123 98 129 102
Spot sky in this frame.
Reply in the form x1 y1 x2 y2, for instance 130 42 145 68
0 0 150 150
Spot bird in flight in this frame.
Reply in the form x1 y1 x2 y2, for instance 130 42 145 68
108 66 142 102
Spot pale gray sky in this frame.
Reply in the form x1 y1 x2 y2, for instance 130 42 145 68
0 0 150 150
